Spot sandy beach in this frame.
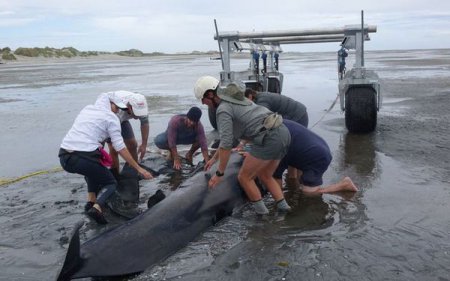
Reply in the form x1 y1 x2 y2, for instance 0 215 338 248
0 49 449 280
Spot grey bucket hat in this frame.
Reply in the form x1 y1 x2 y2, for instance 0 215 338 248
217 82 252 106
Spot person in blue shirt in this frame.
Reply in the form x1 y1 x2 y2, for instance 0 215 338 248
273 119 357 195
244 88 309 182
337 46 348 79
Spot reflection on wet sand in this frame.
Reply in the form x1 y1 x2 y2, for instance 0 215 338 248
339 132 381 188
328 131 380 232
278 130 378 234
284 191 334 231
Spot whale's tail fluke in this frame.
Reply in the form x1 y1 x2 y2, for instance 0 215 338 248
56 222 84 281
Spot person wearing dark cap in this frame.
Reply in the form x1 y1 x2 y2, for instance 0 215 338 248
154 106 209 170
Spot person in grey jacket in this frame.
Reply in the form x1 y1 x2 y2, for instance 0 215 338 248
193 76 292 215
244 89 308 127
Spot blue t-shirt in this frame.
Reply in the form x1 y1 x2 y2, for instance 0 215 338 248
338 48 348 64
273 119 332 179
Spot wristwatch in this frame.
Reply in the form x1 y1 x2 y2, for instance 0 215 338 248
215 170 224 177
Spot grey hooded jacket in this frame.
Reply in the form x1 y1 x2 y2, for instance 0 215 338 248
255 92 308 126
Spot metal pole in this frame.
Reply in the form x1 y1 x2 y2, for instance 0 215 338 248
214 19 224 70
361 10 365 67
218 26 377 40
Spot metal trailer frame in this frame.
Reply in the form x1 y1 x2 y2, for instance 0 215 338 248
338 11 381 132
213 11 380 132
214 31 285 93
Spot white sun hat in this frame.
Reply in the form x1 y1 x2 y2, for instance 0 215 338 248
128 93 148 116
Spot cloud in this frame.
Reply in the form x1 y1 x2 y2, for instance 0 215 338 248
0 11 15 16
0 17 36 27
1 0 449 52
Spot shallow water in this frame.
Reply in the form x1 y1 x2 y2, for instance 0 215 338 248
1 49 450 280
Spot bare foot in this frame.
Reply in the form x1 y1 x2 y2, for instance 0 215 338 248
342 177 358 192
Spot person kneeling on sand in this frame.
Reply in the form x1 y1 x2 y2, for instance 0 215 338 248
58 92 153 224
154 106 210 170
244 88 309 182
273 119 357 195
194 76 292 215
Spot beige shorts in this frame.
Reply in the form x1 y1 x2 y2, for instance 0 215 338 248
250 124 291 160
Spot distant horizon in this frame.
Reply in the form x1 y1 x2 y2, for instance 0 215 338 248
3 46 450 56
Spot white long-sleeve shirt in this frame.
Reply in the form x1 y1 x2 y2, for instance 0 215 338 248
60 93 126 152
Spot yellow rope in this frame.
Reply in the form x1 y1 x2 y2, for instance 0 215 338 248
0 167 63 186
1 143 215 186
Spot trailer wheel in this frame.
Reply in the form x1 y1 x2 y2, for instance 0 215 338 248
268 78 281 94
345 87 377 133
208 107 218 130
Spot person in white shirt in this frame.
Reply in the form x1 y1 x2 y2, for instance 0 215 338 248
107 91 149 176
59 92 152 224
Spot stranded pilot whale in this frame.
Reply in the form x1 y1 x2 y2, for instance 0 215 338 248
56 152 247 280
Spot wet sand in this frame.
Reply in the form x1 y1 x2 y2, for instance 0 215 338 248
1 49 449 280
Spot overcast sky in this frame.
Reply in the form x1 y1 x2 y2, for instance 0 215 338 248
1 0 449 53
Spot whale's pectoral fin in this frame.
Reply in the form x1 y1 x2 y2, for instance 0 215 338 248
147 189 166 209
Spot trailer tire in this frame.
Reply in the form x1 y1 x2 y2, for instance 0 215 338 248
268 78 281 94
345 87 377 133
208 107 218 130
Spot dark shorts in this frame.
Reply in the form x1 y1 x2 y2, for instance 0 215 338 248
273 155 331 187
300 164 329 187
59 149 117 194
121 121 135 140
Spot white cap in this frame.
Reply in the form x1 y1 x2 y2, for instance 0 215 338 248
129 93 148 116
107 92 127 109
194 76 219 99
